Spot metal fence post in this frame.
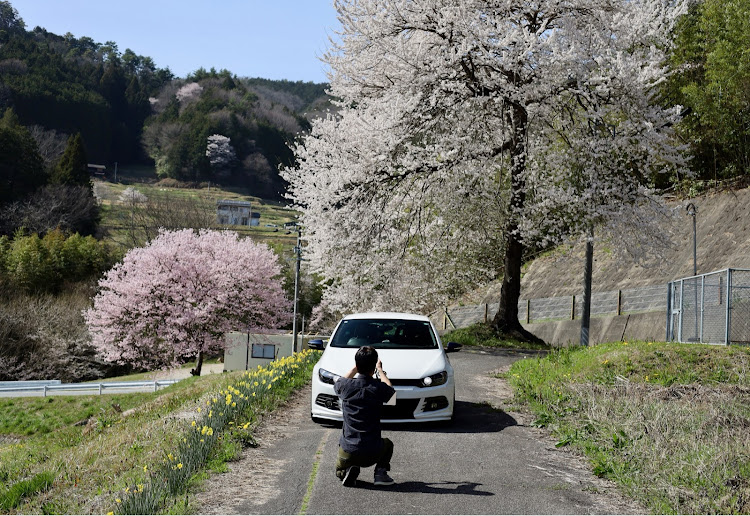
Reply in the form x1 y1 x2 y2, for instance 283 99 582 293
526 299 531 324
726 269 732 345
617 290 622 316
571 296 576 320
99 383 103 395
666 282 672 341
678 279 684 343
700 275 705 343
484 303 488 323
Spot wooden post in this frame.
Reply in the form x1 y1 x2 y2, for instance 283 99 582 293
571 295 576 320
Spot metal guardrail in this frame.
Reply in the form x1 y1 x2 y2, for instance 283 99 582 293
0 380 61 388
0 379 181 397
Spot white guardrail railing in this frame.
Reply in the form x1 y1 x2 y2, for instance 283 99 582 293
0 379 181 397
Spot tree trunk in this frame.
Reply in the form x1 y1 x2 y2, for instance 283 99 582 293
490 103 543 344
190 350 204 377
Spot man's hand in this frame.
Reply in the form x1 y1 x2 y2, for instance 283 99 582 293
376 360 393 387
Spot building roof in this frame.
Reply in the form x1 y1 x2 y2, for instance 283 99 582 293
216 199 252 207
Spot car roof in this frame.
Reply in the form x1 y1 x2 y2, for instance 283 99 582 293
342 312 431 322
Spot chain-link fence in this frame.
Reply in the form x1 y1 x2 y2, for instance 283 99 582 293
435 284 667 331
668 268 750 345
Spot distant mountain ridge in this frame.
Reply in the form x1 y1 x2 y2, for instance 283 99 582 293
0 3 330 200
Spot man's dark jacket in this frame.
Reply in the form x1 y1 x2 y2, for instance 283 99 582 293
334 375 395 455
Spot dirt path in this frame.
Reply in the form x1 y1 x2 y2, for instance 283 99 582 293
192 386 313 513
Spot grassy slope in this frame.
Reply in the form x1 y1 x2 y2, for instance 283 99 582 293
0 352 319 514
95 176 299 252
506 341 750 514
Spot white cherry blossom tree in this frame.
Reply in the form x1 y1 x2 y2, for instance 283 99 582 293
284 0 688 338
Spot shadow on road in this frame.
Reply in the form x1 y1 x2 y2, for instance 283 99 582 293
385 401 517 434
356 480 494 496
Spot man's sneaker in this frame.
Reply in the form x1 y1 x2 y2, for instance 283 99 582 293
374 468 394 486
342 466 360 487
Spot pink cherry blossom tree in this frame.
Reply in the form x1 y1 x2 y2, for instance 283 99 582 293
84 229 290 375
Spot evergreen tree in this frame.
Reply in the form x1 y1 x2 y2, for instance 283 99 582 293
53 133 90 188
0 107 46 205
667 0 750 181
0 1 24 42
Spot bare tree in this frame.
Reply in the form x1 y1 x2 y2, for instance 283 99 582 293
27 125 68 167
114 188 215 248
0 185 99 236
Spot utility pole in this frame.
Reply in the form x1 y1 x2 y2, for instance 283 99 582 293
686 203 697 276
292 227 302 353
580 227 594 347
686 203 698 341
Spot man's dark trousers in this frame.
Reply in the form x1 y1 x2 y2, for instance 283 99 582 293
335 438 394 480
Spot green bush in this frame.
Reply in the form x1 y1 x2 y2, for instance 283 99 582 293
1 229 116 294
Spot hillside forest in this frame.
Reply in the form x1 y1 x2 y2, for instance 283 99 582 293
0 0 749 381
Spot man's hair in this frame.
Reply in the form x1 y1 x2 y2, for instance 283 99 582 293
355 346 378 375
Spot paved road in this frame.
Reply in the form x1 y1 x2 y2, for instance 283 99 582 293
195 348 641 515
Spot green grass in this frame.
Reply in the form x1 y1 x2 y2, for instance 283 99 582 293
443 322 551 351
505 341 750 514
0 471 54 511
0 351 320 514
0 394 156 436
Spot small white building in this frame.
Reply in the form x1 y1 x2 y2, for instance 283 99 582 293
216 199 254 226
223 333 294 371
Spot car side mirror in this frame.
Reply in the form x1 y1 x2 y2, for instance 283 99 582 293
446 342 462 353
308 339 325 350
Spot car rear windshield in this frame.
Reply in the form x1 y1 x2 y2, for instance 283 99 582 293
330 319 439 349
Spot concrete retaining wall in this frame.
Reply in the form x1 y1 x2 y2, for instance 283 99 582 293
521 311 667 347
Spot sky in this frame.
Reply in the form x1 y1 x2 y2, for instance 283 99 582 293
12 0 340 83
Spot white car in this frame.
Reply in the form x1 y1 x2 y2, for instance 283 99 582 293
308 312 461 424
